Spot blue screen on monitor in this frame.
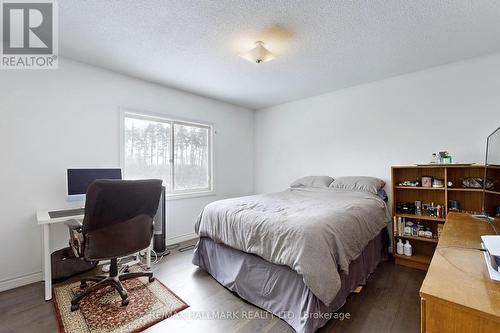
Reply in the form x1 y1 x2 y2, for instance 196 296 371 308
67 169 122 195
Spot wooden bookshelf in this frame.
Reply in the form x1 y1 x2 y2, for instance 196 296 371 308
397 234 438 243
394 253 431 265
394 186 445 191
447 188 482 192
391 164 497 271
394 213 445 222
486 190 500 195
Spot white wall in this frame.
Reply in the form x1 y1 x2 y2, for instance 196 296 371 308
255 53 500 194
0 59 254 286
3 52 500 290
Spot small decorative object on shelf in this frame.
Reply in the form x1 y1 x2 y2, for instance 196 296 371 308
415 201 422 215
422 202 445 218
396 202 416 214
438 151 452 164
447 180 453 187
398 180 420 187
461 177 495 189
448 200 460 211
404 221 412 236
436 205 443 218
430 151 453 164
432 178 444 188
418 225 426 237
421 176 433 187
398 201 445 219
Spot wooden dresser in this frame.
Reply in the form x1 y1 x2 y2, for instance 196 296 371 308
419 212 500 332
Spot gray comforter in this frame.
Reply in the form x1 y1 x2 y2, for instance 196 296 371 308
194 187 390 305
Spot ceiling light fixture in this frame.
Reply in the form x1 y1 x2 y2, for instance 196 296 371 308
239 41 274 64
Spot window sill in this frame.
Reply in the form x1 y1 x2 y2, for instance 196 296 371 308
166 191 216 201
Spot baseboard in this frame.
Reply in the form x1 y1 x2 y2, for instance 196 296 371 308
167 232 197 245
0 234 198 293
0 271 43 292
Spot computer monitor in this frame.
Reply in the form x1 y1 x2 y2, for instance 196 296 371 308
67 168 122 200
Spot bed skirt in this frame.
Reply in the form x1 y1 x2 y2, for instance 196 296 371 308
192 228 388 333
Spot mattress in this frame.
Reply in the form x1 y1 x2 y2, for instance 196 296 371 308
192 228 388 333
195 187 391 305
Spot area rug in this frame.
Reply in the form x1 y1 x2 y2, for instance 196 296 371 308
52 266 189 333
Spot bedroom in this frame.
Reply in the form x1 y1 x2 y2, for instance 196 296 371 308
0 1 499 332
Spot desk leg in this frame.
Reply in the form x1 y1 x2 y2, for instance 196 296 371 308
43 224 52 301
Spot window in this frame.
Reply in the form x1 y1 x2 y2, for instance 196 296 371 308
122 111 213 196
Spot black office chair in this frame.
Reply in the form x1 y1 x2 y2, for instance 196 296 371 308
65 179 163 311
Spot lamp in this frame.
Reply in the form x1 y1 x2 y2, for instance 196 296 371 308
239 41 274 64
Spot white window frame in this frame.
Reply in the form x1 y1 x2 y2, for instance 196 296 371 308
120 108 215 200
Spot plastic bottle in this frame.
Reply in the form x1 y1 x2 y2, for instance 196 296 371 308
404 240 412 257
397 239 404 255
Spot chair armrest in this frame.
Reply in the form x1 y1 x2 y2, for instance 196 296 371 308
64 219 82 230
65 219 84 257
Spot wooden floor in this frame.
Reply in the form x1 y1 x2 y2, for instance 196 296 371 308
0 240 426 333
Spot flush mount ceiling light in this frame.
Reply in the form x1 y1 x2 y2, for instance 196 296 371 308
239 41 274 64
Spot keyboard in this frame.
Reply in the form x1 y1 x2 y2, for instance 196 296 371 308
48 208 85 219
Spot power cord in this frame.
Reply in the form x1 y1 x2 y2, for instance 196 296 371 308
486 217 499 235
437 245 487 252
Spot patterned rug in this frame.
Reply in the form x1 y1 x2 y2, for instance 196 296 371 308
52 266 188 333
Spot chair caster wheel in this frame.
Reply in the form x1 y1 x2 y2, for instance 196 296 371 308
79 282 87 289
148 276 155 283
71 303 79 312
121 298 129 306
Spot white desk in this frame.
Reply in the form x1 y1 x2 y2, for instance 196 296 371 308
36 208 152 301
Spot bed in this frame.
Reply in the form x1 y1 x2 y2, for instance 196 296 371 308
192 176 391 332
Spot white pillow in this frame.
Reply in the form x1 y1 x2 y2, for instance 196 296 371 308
329 176 385 194
290 176 334 188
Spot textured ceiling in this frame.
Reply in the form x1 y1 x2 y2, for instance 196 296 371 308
59 1 500 109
